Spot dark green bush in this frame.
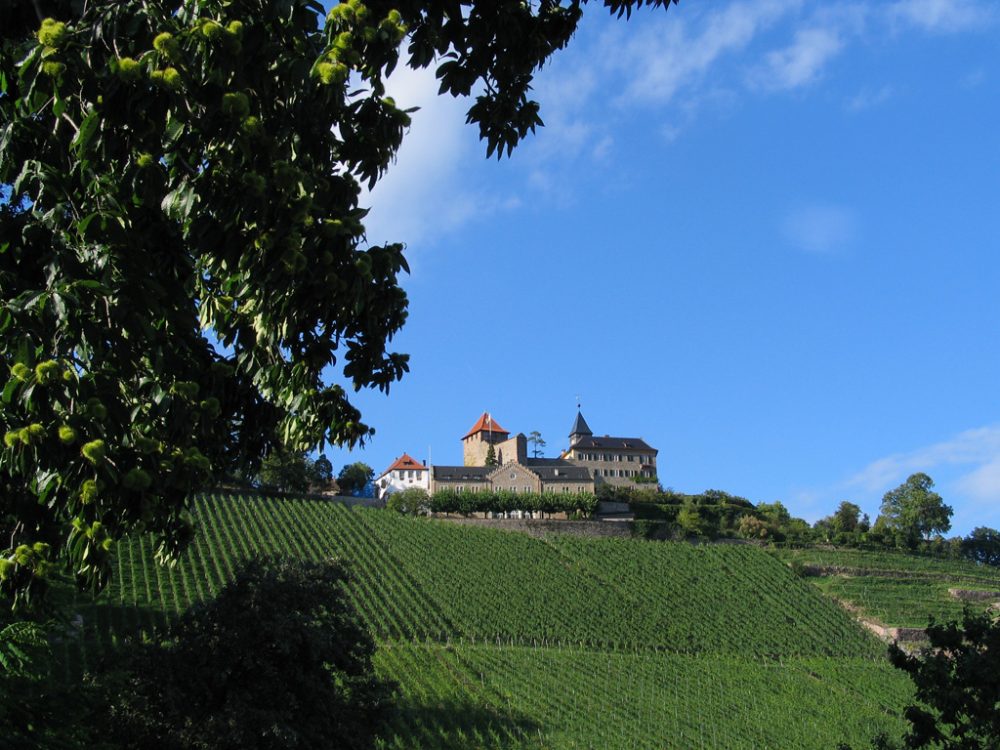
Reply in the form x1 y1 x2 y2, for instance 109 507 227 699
90 556 394 750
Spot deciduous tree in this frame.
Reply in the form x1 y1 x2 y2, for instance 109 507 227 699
0 0 679 604
874 473 952 548
337 461 374 496
961 527 1000 567
90 556 394 750
846 610 1000 750
385 486 427 515
310 453 334 490
257 449 311 493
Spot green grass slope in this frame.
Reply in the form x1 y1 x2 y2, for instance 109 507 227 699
61 494 911 749
769 547 1000 629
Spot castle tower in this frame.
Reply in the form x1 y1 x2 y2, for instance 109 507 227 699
462 412 510 466
568 410 593 448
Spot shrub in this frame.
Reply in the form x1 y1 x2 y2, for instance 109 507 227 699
386 487 428 515
91 556 394 750
427 489 596 517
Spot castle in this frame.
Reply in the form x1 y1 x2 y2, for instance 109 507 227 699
376 410 657 499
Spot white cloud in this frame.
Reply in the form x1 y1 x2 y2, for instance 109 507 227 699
960 67 986 89
955 456 1000 500
754 26 844 89
661 124 683 143
591 135 615 161
781 204 856 254
366 0 999 232
361 65 516 254
887 0 995 33
845 426 1000 493
846 84 894 111
610 0 801 106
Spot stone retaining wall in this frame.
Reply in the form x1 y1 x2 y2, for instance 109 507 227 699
948 588 1000 601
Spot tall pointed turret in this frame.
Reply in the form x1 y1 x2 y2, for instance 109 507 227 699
569 410 593 447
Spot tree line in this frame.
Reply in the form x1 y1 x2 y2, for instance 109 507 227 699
611 473 1000 566
219 450 375 497
386 487 598 518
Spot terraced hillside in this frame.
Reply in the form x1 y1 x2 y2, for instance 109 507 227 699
769 547 1000 630
62 494 912 749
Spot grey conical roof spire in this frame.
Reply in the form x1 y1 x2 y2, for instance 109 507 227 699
569 411 592 440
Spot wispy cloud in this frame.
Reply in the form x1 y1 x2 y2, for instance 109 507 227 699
788 426 1000 531
365 0 998 241
846 426 1000 493
362 66 517 255
754 26 844 89
781 204 857 254
846 84 894 111
960 67 986 89
609 0 801 106
887 0 996 34
955 455 1000 500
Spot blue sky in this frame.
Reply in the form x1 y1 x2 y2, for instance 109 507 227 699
326 0 1000 536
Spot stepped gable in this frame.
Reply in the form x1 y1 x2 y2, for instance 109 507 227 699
462 412 509 440
383 453 427 474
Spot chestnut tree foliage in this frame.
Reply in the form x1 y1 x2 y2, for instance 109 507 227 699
0 0 675 605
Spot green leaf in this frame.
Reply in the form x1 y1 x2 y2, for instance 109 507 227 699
52 90 66 119
70 279 109 292
164 112 184 146
161 185 196 221
1 378 17 405
73 111 99 155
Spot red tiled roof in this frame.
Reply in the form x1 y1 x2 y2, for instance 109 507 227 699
381 453 427 475
462 412 508 440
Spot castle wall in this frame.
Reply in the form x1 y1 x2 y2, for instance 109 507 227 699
430 476 490 494
542 481 594 494
464 432 525 467
495 434 527 466
567 447 657 488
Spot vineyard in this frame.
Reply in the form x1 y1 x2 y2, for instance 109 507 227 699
769 547 1000 629
58 493 915 749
